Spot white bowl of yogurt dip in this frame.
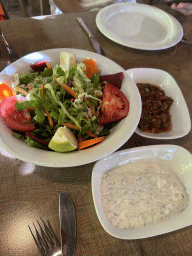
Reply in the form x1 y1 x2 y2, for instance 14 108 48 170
92 144 192 239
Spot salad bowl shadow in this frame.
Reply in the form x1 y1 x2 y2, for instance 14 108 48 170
0 48 141 167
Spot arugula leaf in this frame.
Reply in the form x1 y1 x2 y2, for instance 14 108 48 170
81 124 91 135
87 97 98 107
34 109 45 124
99 128 110 136
19 72 38 84
15 99 43 112
91 71 101 88
40 67 53 77
12 132 24 139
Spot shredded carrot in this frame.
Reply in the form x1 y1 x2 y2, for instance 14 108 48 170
83 59 97 79
46 62 51 69
62 123 80 131
85 131 98 138
14 87 28 96
61 83 78 99
54 77 78 99
45 109 53 128
83 96 95 115
78 136 105 150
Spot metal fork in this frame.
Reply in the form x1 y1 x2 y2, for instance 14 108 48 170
0 28 20 64
28 217 62 256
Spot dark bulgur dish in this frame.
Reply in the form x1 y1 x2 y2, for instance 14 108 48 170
137 83 173 134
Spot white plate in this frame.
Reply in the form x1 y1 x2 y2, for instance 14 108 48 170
126 68 191 139
92 145 192 239
96 3 183 50
0 48 141 167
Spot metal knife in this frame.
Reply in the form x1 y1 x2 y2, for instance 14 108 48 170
77 17 106 56
59 192 76 256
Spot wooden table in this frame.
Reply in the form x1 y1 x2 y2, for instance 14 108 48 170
0 5 192 256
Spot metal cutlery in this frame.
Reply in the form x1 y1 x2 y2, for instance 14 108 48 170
181 37 192 44
0 28 20 64
77 17 106 56
28 217 62 256
29 192 76 256
60 192 76 256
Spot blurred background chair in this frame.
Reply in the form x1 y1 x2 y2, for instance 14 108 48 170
1 0 50 18
19 0 29 17
40 0 50 15
0 1 9 19
1 0 29 17
21 0 50 16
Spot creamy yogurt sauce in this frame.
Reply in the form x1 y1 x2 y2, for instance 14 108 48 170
101 161 189 229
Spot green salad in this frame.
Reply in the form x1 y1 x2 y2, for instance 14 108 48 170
0 51 128 152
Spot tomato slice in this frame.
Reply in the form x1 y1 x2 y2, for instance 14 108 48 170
0 96 35 132
0 83 13 101
99 83 129 124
